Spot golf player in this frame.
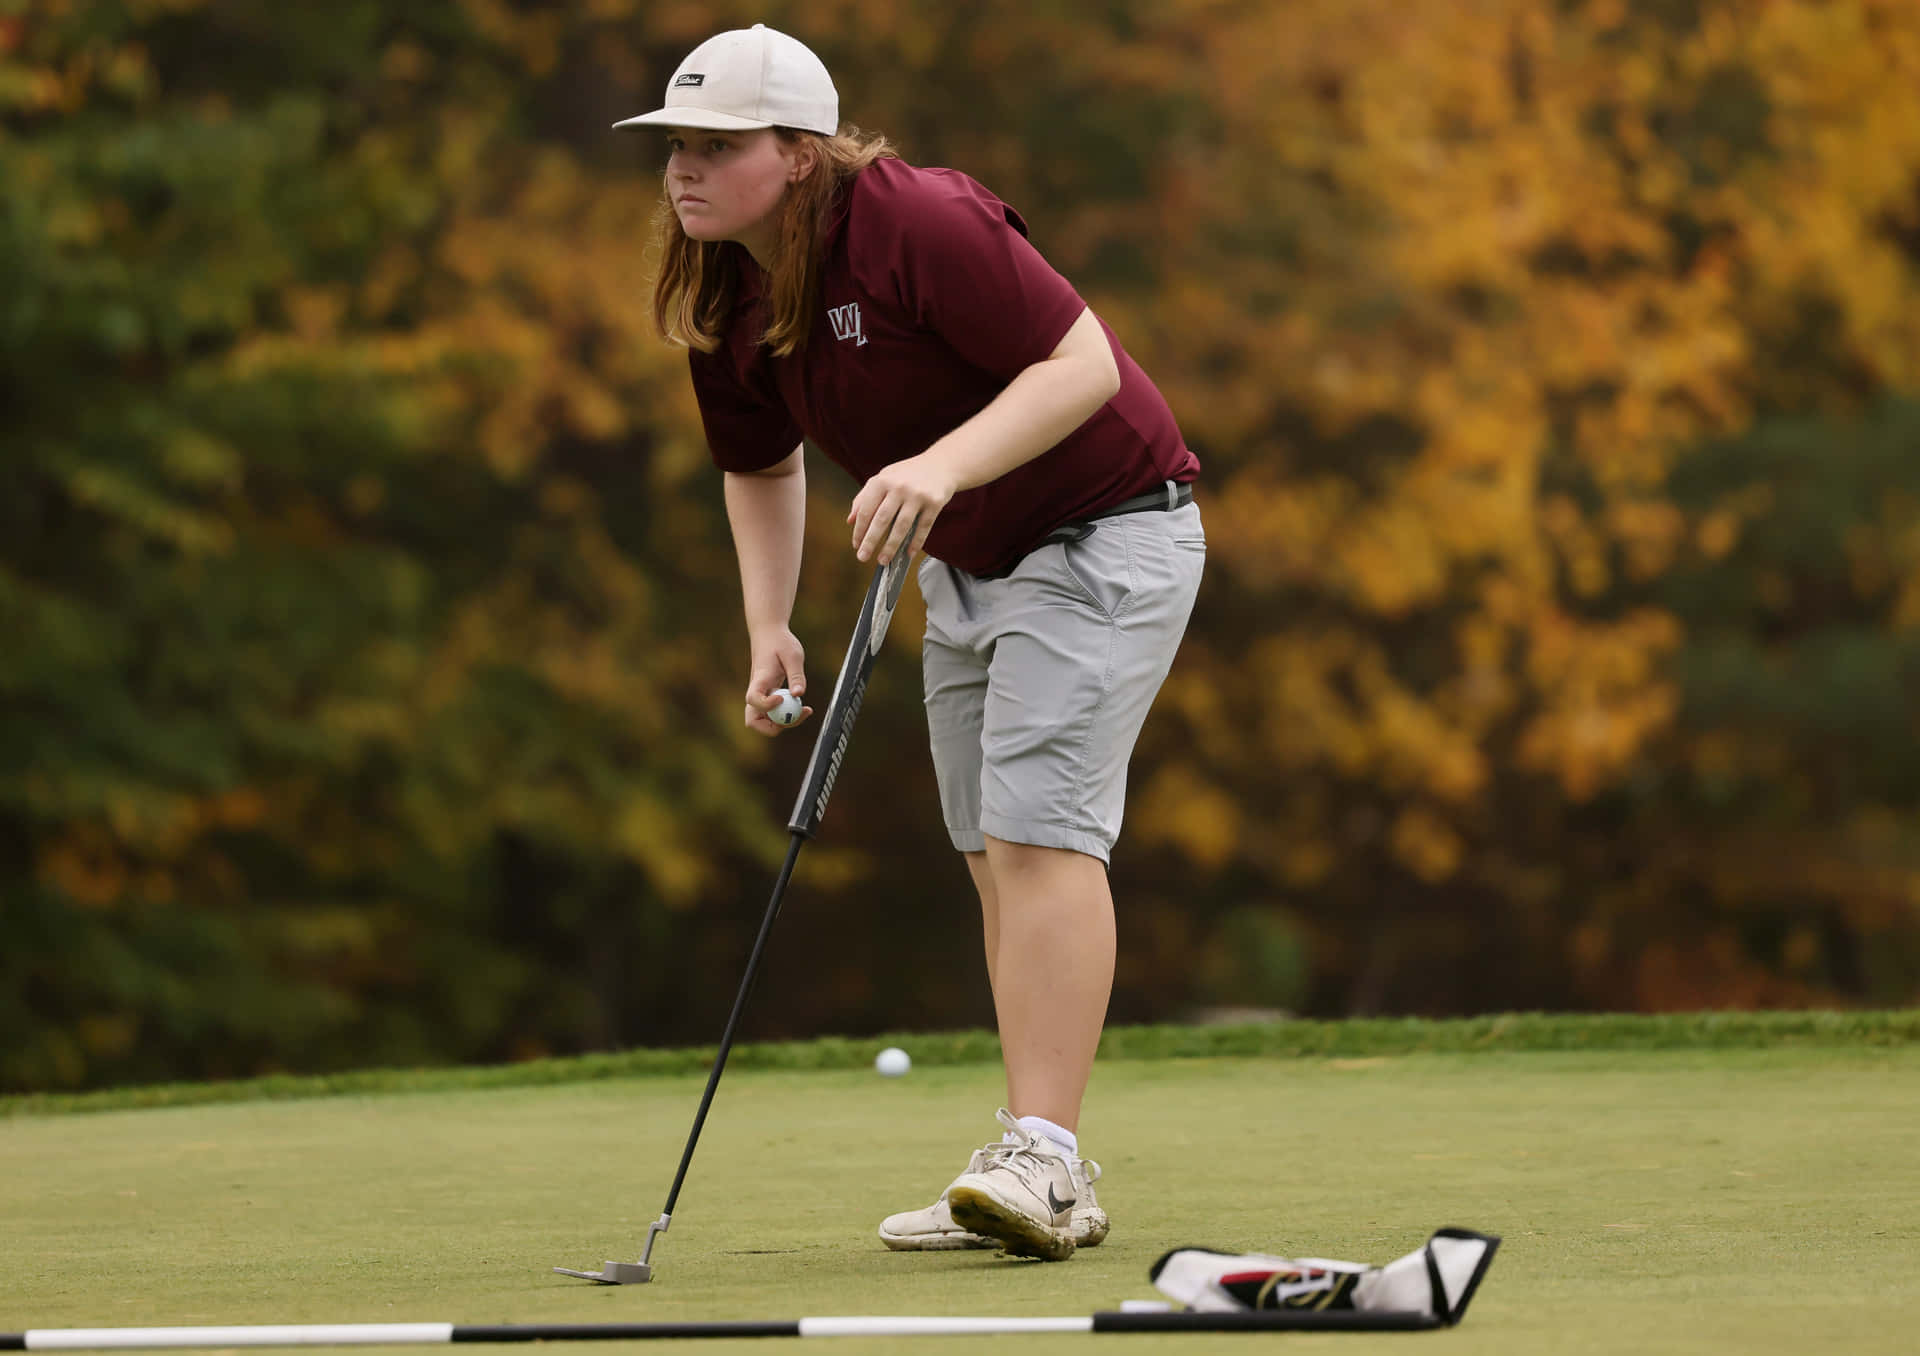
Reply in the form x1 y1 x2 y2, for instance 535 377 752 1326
620 25 1204 1262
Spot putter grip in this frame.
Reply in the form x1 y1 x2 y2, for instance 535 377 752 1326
787 544 914 837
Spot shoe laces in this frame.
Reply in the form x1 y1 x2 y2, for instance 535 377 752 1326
970 1134 1053 1180
983 1106 1105 1175
975 1138 1019 1169
978 1139 1098 1194
983 1107 1072 1183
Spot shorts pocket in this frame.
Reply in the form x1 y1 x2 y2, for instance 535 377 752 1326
1059 523 1138 620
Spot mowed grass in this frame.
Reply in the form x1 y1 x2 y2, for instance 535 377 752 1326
4 1047 1918 1355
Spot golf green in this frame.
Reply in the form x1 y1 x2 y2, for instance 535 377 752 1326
4 1048 1916 1354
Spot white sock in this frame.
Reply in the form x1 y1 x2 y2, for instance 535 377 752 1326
1011 1115 1078 1157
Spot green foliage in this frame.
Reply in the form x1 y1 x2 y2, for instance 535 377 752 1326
5 0 1920 1092
1192 904 1311 1012
0 0 768 1091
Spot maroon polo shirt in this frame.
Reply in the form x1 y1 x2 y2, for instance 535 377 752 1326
689 157 1199 577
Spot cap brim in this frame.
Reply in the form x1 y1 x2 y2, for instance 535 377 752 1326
611 107 773 132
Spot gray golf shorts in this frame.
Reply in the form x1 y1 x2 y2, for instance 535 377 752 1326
919 500 1204 864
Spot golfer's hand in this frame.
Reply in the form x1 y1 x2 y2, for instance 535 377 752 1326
744 631 811 736
849 454 951 564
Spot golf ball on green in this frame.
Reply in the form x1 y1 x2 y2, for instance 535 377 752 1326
769 689 802 726
875 1046 911 1077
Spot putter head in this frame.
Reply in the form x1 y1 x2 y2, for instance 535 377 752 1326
553 1214 670 1285
552 1261 651 1284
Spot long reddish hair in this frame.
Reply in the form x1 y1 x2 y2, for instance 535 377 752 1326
651 126 897 357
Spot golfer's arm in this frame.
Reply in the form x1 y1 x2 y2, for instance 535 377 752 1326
723 446 807 637
922 307 1121 491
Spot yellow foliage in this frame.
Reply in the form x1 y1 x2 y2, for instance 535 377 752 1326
1391 806 1465 883
613 794 708 906
20 0 1920 1059
281 286 347 342
1335 498 1449 616
1141 0 1920 865
1518 610 1682 799
1130 762 1243 870
1607 499 1686 581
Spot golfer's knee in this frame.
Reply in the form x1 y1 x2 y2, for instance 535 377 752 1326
983 835 1097 878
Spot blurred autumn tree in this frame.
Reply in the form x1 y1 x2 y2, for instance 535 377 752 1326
1110 0 1920 1017
3 0 1917 1091
0 0 797 1090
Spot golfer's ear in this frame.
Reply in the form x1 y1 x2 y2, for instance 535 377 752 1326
788 138 821 183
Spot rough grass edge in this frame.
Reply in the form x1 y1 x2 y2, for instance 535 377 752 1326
7 1009 1917 1118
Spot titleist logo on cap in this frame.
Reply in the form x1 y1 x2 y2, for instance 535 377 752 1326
674 73 705 87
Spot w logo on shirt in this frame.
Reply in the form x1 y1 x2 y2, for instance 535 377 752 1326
827 302 868 347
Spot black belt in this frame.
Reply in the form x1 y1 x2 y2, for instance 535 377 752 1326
1081 479 1194 524
974 480 1194 580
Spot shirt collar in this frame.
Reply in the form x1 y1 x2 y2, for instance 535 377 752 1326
730 244 765 304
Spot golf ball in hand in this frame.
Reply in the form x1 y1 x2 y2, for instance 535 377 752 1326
875 1046 911 1078
769 689 802 726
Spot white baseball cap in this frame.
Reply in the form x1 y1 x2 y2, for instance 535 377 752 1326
612 25 838 136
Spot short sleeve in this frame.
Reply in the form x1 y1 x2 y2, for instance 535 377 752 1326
858 167 1089 380
689 341 803 473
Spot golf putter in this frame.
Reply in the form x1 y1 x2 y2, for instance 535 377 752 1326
552 1213 667 1284
556 522 920 1284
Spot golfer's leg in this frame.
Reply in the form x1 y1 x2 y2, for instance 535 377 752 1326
985 837 1114 1132
963 850 999 994
974 504 1205 1133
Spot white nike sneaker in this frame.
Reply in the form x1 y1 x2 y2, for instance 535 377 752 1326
944 1108 1080 1261
877 1145 997 1251
877 1123 1110 1252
